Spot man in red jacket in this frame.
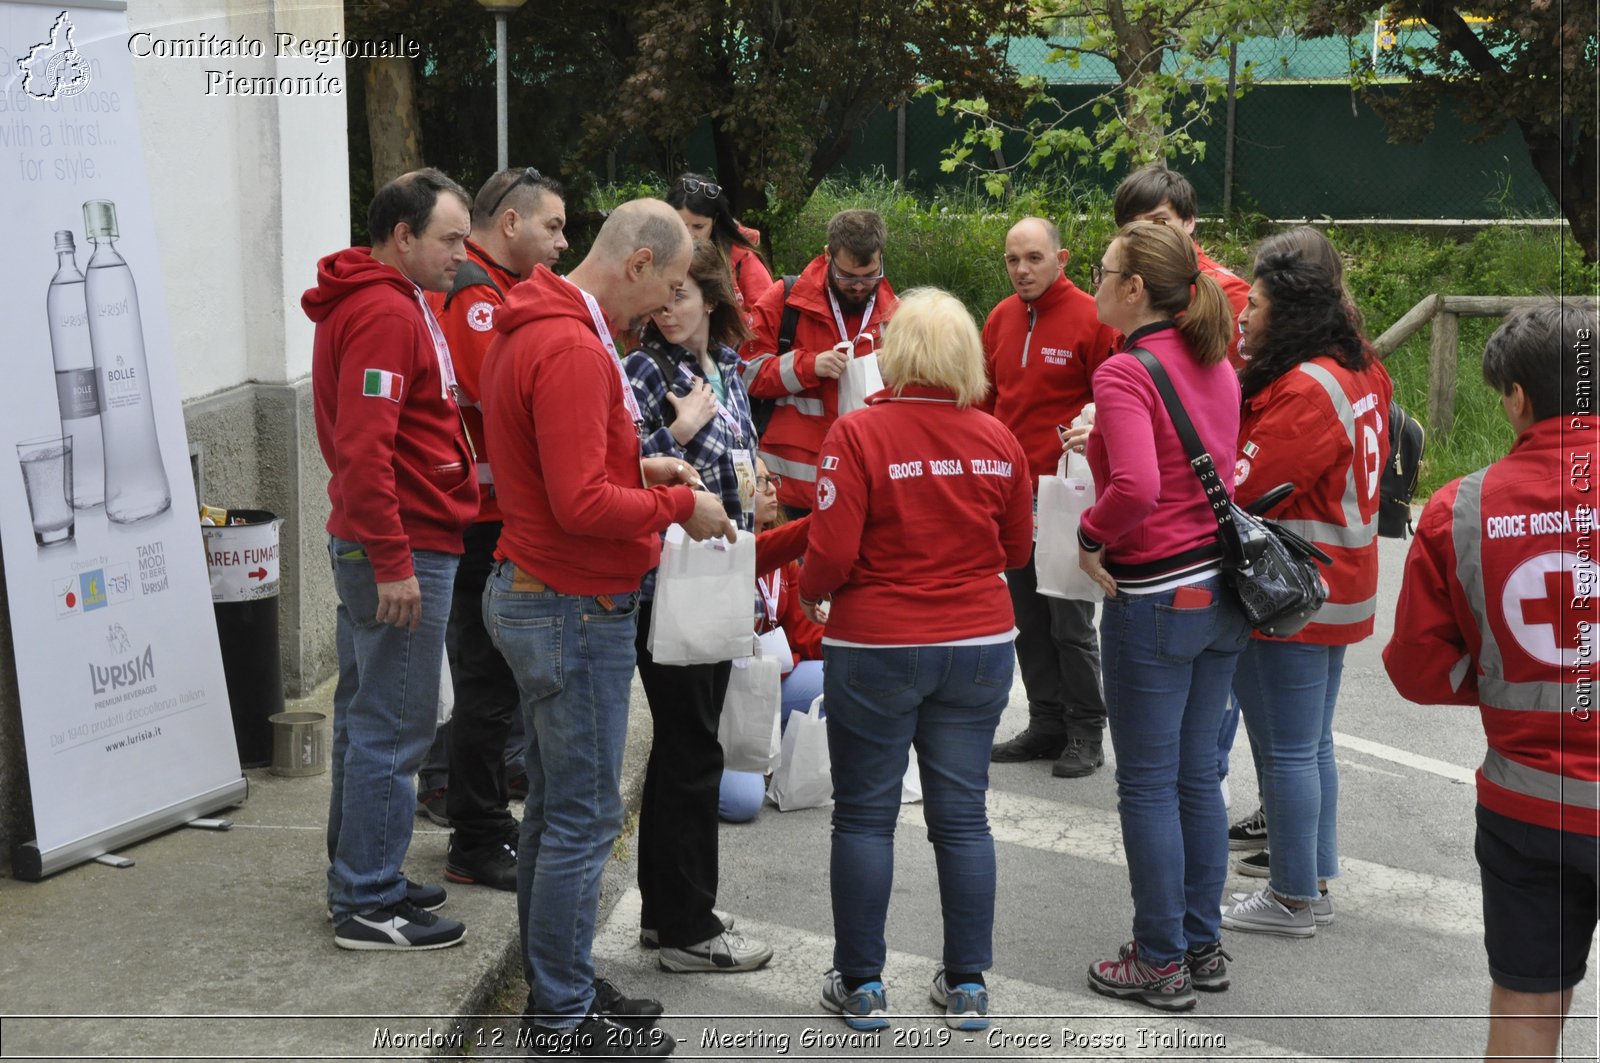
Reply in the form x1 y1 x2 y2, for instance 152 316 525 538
1385 302 1598 1062
481 197 734 1056
304 168 477 951
1113 165 1249 368
981 217 1117 777
740 209 897 513
416 167 568 893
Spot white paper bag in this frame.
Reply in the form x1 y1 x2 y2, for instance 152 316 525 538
719 645 783 774
437 654 454 725
1035 450 1103 602
757 626 794 675
837 351 884 415
648 525 757 664
766 696 833 810
901 746 923 804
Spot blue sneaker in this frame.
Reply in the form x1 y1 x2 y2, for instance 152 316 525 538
820 969 890 1031
930 966 988 1030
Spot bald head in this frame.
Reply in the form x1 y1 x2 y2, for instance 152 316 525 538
592 198 690 269
1004 216 1068 302
1008 216 1061 252
571 198 693 331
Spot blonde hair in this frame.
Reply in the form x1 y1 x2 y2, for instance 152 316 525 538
876 288 990 407
1114 221 1233 366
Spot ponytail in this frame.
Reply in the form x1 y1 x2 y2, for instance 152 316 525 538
1117 221 1233 367
1179 272 1232 367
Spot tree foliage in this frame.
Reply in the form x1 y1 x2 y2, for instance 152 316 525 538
931 0 1303 195
1306 0 1598 263
596 0 1033 224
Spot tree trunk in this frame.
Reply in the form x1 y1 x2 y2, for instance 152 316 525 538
1520 122 1598 265
362 57 424 194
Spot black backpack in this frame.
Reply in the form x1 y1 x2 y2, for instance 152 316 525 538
1379 399 1426 538
748 275 801 439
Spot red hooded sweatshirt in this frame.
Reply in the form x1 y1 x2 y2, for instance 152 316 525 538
481 265 697 594
304 248 477 583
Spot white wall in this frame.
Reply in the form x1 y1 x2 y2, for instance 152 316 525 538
130 0 347 398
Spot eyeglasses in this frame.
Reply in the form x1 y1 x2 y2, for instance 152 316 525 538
756 473 782 490
679 177 721 199
486 167 545 218
1090 263 1135 288
829 259 885 289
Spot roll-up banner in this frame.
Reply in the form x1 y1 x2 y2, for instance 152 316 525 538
0 0 246 879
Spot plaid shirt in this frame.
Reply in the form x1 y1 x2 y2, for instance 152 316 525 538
625 337 760 600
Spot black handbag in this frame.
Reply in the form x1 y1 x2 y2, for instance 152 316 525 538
1132 349 1332 638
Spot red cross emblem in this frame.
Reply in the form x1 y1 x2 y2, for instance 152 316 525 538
1500 552 1597 667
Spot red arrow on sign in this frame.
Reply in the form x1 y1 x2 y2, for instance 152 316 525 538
248 567 268 581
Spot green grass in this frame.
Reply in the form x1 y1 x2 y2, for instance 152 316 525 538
591 175 1598 498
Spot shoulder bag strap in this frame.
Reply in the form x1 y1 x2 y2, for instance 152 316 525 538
1129 347 1245 564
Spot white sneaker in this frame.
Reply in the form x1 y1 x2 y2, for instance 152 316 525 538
1221 888 1315 938
658 928 773 972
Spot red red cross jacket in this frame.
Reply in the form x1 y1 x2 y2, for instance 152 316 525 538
1385 417 1600 836
304 248 477 583
979 273 1117 488
798 386 1033 645
424 239 518 524
480 266 697 594
1234 353 1394 644
739 254 897 509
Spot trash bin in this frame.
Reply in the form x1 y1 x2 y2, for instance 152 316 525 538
203 509 285 767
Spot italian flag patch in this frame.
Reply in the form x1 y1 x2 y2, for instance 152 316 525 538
362 369 403 401
1242 440 1259 459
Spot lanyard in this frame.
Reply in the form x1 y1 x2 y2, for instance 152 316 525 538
415 290 459 401
827 284 878 349
757 571 781 625
563 276 643 424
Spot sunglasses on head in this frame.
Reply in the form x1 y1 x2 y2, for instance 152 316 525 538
680 177 721 199
487 167 545 217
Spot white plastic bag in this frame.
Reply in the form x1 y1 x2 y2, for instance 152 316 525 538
719 641 783 774
1034 449 1103 602
766 696 832 810
837 350 884 415
647 525 757 664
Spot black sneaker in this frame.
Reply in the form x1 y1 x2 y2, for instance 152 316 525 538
446 839 517 891
1227 806 1268 850
1185 941 1232 992
990 728 1067 763
325 877 445 922
1236 849 1271 878
591 978 665 1028
521 1013 675 1057
333 899 466 951
417 786 450 827
1051 737 1105 778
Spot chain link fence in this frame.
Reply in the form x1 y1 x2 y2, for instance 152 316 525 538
842 31 1554 221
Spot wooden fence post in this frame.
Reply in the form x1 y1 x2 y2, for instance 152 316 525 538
1427 310 1461 440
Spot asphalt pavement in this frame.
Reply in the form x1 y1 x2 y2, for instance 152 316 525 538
2 532 1598 1061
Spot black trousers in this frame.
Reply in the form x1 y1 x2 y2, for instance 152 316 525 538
444 521 521 853
1007 547 1106 740
634 601 733 948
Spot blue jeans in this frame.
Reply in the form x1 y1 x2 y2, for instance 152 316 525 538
1233 640 1346 900
780 659 826 729
325 537 459 919
1100 577 1249 964
824 642 1013 978
484 562 638 1029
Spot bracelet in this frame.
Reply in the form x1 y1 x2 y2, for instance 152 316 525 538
1077 528 1104 553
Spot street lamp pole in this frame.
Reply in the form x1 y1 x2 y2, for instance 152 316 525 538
477 0 528 172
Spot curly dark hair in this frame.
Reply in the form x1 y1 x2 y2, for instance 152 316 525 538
1237 250 1369 401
